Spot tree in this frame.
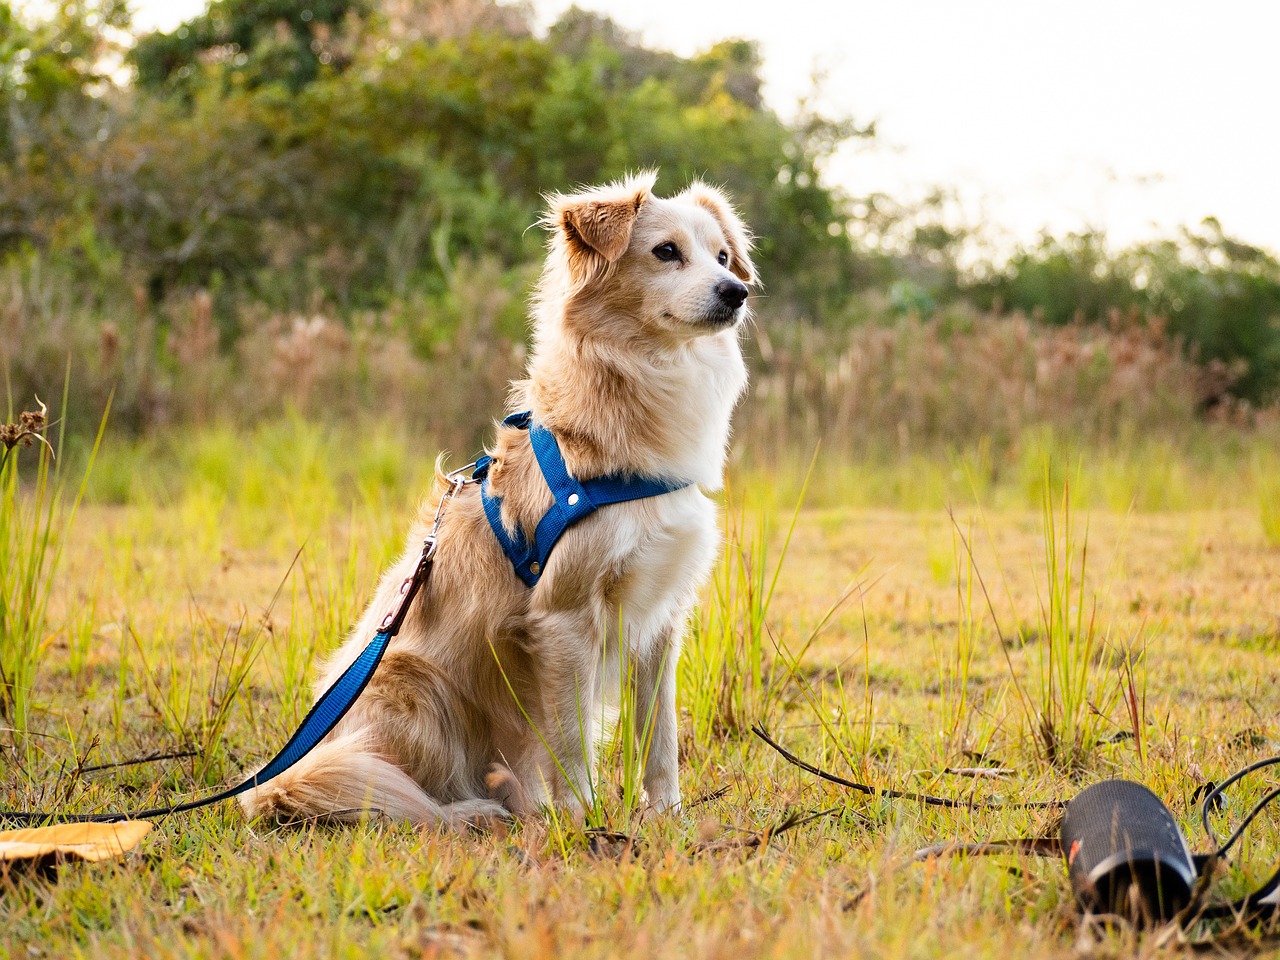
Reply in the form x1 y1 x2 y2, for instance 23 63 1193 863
131 0 368 93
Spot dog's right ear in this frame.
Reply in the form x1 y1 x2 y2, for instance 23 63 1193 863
544 172 656 286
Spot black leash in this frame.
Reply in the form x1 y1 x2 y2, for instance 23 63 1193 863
752 725 1061 810
755 726 1280 931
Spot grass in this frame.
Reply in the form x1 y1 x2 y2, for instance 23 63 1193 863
0 385 108 737
4 419 1280 957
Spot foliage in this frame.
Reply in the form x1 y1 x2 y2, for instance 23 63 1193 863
3 0 1280 427
3 0 863 317
973 221 1280 404
0 1 128 257
0 1 128 109
132 0 368 93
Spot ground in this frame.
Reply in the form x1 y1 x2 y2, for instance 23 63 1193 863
3 446 1280 958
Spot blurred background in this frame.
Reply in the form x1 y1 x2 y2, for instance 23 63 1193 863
3 0 1279 477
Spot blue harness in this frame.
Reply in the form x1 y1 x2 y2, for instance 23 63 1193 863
473 411 690 587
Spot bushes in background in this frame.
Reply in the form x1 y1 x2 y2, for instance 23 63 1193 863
2 0 1280 438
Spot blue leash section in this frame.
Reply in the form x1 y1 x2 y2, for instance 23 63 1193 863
0 628 395 825
476 411 690 587
0 475 466 826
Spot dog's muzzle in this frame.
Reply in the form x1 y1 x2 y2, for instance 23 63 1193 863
716 278 749 310
704 278 749 326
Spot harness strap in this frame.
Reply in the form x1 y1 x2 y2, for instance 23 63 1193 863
477 411 690 587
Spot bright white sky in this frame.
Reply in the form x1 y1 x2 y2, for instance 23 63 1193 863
129 0 1280 255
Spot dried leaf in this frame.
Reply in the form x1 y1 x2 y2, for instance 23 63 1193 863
0 821 152 864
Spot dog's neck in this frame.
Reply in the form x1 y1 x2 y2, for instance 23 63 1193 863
520 321 747 490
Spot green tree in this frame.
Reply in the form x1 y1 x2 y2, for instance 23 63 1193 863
131 0 368 93
0 0 129 256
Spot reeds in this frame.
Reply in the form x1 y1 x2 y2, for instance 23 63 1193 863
742 308 1227 461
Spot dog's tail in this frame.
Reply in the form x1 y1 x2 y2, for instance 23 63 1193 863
237 732 505 826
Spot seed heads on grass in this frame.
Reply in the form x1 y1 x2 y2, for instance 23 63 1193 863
0 397 53 464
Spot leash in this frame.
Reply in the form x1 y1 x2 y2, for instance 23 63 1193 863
755 728 1280 931
0 470 474 826
3 411 685 824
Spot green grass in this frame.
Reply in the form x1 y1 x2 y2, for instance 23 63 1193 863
4 419 1280 957
0 386 108 736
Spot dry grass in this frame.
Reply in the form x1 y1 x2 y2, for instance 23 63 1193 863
3 432 1280 958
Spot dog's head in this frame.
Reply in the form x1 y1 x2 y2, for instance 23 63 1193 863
541 172 756 341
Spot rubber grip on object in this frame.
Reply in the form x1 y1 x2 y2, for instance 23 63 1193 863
1061 779 1197 924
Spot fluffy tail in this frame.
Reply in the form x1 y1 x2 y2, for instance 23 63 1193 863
238 732 505 826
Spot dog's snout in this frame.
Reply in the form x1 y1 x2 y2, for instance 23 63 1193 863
716 278 749 310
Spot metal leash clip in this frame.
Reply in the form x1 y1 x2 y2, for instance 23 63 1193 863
378 469 471 632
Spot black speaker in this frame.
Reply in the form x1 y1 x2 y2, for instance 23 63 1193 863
1060 779 1198 924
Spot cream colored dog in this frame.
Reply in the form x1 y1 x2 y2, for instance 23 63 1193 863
240 172 753 824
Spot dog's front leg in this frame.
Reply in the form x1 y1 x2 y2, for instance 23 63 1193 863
633 624 682 813
527 609 602 815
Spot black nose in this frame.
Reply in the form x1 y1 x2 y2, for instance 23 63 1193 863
716 278 749 310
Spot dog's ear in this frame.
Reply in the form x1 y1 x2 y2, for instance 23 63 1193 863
544 172 655 285
680 183 756 284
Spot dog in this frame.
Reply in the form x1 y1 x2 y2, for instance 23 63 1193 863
240 172 754 824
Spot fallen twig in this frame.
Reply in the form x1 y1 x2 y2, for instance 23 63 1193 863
692 806 838 856
912 838 1061 862
944 767 1016 779
82 749 200 775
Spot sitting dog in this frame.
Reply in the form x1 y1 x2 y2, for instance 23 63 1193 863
240 172 754 823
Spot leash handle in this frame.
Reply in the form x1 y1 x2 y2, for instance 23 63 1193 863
0 473 471 826
1060 779 1198 925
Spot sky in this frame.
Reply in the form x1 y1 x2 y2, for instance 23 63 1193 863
128 0 1280 255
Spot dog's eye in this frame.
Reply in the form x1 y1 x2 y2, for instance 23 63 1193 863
717 250 729 267
652 242 681 262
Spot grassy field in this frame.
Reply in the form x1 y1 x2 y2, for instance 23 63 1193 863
3 421 1280 958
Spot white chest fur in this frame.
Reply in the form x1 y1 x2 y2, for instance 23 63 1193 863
652 331 748 490
609 486 720 652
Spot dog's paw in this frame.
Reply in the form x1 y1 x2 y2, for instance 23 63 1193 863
485 762 533 817
641 782 682 815
441 798 511 832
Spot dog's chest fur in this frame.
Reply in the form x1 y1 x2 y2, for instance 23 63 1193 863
596 334 747 647
490 329 747 647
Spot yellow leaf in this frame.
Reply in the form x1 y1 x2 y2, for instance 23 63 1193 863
0 820 152 863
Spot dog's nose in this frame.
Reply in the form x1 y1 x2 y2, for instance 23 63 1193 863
716 278 749 310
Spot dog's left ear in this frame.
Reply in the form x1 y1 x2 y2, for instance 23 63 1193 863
681 183 756 284
545 172 655 285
